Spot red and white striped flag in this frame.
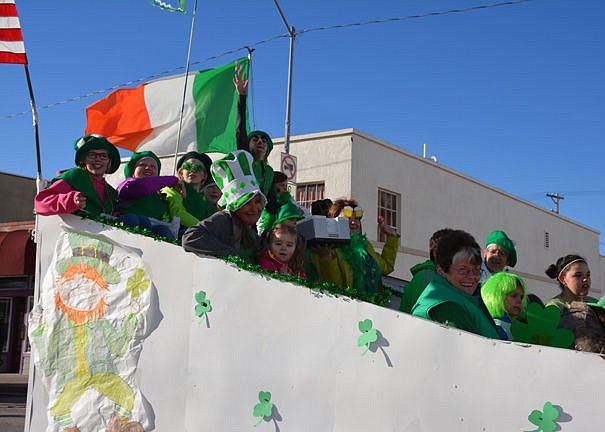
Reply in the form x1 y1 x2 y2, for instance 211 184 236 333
0 0 27 64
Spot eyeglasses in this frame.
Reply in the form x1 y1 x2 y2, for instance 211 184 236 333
182 162 205 173
342 206 363 219
486 246 508 257
85 152 109 161
451 266 482 277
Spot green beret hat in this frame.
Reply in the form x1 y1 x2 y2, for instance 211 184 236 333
124 151 161 178
247 130 274 156
73 134 121 174
485 230 517 267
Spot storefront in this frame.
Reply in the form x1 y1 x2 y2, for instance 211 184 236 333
0 222 35 374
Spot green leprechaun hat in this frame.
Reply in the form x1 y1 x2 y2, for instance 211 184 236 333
211 150 266 211
73 134 121 174
56 231 121 284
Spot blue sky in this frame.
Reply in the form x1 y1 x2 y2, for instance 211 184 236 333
2 0 604 253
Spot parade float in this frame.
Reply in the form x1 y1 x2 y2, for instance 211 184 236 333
24 214 604 432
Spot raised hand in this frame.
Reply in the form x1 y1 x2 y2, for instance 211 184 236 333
378 215 398 236
233 65 248 95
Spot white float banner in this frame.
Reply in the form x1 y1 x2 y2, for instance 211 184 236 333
26 215 605 431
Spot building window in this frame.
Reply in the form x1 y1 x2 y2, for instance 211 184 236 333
377 188 399 242
296 182 325 211
544 231 550 249
0 298 12 353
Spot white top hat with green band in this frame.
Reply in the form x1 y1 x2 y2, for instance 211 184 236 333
211 150 267 211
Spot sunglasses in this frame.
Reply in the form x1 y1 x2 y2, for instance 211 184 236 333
181 162 205 173
342 206 363 219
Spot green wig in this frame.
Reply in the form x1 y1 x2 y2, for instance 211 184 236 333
481 272 527 319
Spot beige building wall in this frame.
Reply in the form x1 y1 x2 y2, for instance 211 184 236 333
0 172 36 222
270 129 602 302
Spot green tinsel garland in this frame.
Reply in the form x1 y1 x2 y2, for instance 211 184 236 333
65 213 392 308
222 255 393 308
74 213 181 245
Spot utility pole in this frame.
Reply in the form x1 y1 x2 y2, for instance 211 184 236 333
273 0 295 154
546 192 564 214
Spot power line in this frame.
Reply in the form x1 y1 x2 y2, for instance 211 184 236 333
1 0 533 121
297 0 532 36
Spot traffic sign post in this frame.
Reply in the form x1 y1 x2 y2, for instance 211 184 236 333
280 152 297 183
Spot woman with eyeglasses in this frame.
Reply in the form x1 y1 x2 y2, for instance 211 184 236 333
412 229 501 339
311 199 400 295
163 151 217 238
35 134 120 217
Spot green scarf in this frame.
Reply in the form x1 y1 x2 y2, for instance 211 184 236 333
339 233 381 294
54 168 117 216
252 160 274 196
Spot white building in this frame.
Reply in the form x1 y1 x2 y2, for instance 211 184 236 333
267 128 603 303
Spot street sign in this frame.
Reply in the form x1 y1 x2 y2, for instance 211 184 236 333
280 153 297 183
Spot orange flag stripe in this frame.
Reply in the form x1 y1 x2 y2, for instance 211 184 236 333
85 85 152 152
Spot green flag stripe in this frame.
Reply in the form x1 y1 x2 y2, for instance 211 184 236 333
193 57 250 154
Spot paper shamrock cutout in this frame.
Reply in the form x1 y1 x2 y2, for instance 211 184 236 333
525 401 560 432
511 303 575 349
252 390 273 427
126 268 150 299
194 290 212 322
357 318 378 356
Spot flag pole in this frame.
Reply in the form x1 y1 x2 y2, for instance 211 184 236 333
23 64 44 191
172 0 199 175
245 47 255 130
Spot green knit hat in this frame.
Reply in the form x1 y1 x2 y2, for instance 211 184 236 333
56 231 120 284
73 134 121 174
247 130 273 157
485 230 517 267
124 151 161 178
258 199 303 231
211 150 266 211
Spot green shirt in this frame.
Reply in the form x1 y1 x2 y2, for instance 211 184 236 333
412 273 501 339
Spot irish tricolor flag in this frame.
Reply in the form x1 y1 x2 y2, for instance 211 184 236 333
85 57 249 155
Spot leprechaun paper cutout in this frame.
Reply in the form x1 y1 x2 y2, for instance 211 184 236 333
29 229 153 432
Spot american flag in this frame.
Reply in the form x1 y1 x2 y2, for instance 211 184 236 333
0 0 27 64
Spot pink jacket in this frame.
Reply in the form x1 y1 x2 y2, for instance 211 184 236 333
34 178 107 216
258 250 306 279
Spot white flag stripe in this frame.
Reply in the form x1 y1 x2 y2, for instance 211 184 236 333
137 73 198 154
0 40 24 52
0 17 21 29
0 0 16 4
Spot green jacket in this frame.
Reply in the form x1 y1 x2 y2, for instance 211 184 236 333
312 234 399 293
399 259 436 314
412 273 501 339
163 184 217 228
54 167 117 216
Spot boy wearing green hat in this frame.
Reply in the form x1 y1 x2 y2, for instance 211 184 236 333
480 230 517 283
116 151 180 239
35 134 121 217
182 150 266 264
